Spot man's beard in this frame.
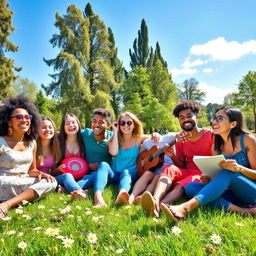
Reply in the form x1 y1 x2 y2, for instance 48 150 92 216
181 121 196 131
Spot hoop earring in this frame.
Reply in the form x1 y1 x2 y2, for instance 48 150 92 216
27 128 31 135
8 126 13 136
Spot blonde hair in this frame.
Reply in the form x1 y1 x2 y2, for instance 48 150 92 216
36 116 62 165
118 112 143 142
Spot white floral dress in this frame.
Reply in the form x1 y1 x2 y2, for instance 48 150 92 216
0 136 57 201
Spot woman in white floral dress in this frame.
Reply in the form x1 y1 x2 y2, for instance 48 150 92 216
0 96 57 218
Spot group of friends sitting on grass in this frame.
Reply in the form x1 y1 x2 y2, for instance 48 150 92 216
0 95 255 222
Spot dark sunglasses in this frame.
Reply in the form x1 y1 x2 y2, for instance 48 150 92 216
11 114 33 121
211 115 226 123
119 120 133 126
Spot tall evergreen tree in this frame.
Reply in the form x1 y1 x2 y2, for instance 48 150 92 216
153 42 168 68
129 19 154 68
34 90 49 115
0 0 21 99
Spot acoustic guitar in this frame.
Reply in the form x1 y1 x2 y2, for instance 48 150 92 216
137 132 192 177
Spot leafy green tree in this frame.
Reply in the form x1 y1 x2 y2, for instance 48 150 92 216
11 77 38 100
206 103 222 122
178 78 206 103
224 93 236 106
234 71 256 132
108 27 124 118
0 0 21 99
44 3 118 125
129 19 154 68
34 90 49 116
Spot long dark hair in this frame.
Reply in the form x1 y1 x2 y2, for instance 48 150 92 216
59 113 85 160
0 95 41 141
214 106 246 152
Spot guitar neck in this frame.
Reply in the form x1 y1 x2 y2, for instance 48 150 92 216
150 138 177 160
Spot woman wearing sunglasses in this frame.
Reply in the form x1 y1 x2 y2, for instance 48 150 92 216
0 96 57 219
160 106 256 221
93 112 149 207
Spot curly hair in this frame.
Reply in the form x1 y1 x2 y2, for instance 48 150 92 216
173 100 200 117
0 95 41 141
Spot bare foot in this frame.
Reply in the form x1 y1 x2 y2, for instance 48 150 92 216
167 204 187 219
114 191 129 205
0 202 10 219
94 192 107 208
71 189 88 200
57 185 66 194
133 196 141 205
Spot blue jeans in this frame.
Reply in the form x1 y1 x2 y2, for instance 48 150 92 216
77 171 97 190
186 170 256 211
54 173 81 192
94 162 138 192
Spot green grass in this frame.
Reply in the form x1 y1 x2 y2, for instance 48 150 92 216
0 187 256 255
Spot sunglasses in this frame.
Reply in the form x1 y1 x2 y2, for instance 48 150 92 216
11 114 33 121
211 115 227 123
119 120 133 126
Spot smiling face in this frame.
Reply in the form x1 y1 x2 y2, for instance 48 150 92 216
91 114 109 136
211 109 236 135
178 109 197 131
119 114 134 135
64 115 79 135
8 108 31 135
39 119 55 140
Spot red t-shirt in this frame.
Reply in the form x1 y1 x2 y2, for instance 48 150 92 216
175 129 213 170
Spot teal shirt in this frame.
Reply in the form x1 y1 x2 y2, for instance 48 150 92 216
111 144 139 173
81 128 113 164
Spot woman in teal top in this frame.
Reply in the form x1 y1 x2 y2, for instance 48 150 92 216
93 112 149 208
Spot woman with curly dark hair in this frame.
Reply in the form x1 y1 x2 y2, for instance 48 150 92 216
0 95 57 219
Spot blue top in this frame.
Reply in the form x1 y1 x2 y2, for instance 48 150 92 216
81 128 113 164
111 144 139 173
220 133 250 168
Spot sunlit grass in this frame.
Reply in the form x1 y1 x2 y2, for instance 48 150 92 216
0 186 255 255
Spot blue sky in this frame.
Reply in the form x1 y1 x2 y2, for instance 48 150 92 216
6 0 256 104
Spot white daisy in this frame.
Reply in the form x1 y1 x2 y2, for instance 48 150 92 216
6 230 16 236
76 206 82 210
33 227 42 231
18 241 27 250
171 226 182 236
45 228 60 236
116 248 124 254
1 216 12 221
22 200 29 205
22 214 31 220
235 222 244 226
87 233 97 244
15 209 23 214
62 238 74 248
85 210 92 215
210 234 222 244
38 205 45 209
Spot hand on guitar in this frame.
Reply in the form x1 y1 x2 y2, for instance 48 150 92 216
163 144 175 158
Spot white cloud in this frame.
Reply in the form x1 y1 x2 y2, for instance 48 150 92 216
182 58 207 68
170 68 197 78
202 68 213 73
199 82 236 104
190 37 256 61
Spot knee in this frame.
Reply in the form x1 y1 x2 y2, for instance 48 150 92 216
48 180 58 192
62 173 74 181
185 182 202 198
142 171 154 180
98 162 111 173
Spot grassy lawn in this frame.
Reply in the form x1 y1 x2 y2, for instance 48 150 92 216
0 187 255 255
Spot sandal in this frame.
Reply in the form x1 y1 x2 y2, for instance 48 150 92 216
160 203 185 222
140 191 159 218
